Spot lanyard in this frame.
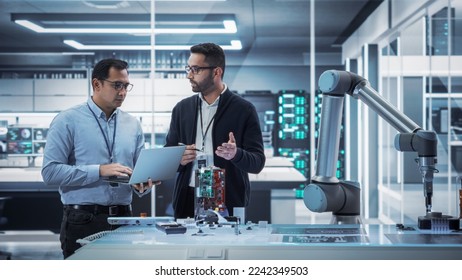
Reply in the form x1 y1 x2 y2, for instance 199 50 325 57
199 100 216 151
87 103 117 162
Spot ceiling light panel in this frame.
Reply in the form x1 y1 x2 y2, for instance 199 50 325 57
12 13 237 35
63 39 242 50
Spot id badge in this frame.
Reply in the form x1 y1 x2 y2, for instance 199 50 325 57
196 152 207 169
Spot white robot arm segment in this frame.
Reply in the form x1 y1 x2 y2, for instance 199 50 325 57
304 70 438 223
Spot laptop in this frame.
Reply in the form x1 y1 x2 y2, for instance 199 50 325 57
104 146 185 185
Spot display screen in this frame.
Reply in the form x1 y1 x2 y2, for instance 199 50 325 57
33 142 46 154
32 128 48 154
33 128 48 141
0 120 7 158
7 127 33 154
7 127 32 141
7 141 33 154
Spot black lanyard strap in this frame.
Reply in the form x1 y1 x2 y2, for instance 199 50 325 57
199 100 216 150
87 103 117 162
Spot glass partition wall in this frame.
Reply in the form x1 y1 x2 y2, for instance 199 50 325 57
378 0 462 224
0 0 320 221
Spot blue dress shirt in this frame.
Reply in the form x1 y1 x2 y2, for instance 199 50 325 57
41 97 145 205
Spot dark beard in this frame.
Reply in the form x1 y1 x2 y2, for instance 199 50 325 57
191 72 215 94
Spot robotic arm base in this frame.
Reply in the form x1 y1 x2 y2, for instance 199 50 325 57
331 214 363 225
303 180 361 224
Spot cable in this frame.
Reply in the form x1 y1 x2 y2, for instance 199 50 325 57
76 229 144 245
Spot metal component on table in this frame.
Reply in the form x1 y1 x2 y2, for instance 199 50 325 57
193 212 241 236
417 211 460 231
395 224 415 231
305 70 443 226
224 216 241 235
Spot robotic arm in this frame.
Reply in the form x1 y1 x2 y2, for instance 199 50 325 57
304 70 438 224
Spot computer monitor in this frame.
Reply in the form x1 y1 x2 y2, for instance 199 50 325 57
32 128 48 154
33 128 48 141
7 127 33 154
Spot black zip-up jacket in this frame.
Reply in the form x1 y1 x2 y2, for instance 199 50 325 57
165 88 265 217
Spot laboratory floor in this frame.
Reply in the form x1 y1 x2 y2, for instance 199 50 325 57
0 230 63 260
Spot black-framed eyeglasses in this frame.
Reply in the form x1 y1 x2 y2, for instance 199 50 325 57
185 65 216 75
101 79 133 92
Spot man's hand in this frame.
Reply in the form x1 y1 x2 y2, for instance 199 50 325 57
132 178 162 194
99 163 133 177
216 132 237 160
180 144 198 166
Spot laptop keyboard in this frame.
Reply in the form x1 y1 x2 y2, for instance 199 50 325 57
106 176 130 184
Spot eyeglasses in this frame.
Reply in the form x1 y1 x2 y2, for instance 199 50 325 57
101 79 133 92
185 65 216 75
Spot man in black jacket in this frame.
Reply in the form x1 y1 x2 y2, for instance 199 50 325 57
165 43 265 219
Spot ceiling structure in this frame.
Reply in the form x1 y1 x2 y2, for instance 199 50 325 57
0 0 383 65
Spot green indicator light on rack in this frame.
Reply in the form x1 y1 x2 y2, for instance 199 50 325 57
295 189 304 199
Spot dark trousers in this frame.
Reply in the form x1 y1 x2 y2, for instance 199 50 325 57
60 206 132 259
174 187 195 219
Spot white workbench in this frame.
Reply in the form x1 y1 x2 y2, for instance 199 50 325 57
68 223 462 260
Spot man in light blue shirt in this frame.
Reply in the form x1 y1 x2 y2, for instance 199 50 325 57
42 58 157 258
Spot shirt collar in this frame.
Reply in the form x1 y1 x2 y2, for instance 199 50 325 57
87 97 118 120
199 83 227 107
